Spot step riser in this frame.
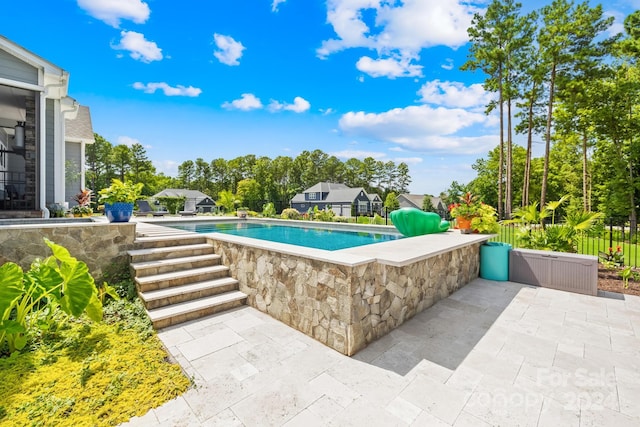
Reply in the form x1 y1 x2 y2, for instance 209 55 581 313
135 236 207 249
132 257 221 278
130 246 215 263
152 297 246 329
136 270 230 292
142 281 240 309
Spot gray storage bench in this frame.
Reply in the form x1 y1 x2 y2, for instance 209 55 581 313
509 248 598 296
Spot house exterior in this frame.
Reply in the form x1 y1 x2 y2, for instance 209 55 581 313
368 193 383 215
0 35 94 218
398 193 448 218
290 182 375 217
152 189 216 213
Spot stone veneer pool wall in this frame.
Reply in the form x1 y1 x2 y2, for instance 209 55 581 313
0 221 136 280
209 232 484 356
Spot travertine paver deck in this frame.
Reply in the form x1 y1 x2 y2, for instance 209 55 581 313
121 279 640 426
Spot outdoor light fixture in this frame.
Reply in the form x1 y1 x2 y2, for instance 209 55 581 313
13 121 25 149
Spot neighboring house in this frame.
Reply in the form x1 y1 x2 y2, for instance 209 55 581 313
152 189 216 213
0 35 94 218
290 182 373 217
369 193 383 215
398 193 448 218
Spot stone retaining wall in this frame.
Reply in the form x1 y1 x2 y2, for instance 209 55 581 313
211 238 481 355
0 222 136 280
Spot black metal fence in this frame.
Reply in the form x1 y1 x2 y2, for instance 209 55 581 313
491 217 640 268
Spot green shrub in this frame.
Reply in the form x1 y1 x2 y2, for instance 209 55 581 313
155 196 186 215
262 202 276 218
357 216 370 224
313 206 335 222
281 208 301 220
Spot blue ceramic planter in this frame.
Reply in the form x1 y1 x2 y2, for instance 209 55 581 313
105 202 134 223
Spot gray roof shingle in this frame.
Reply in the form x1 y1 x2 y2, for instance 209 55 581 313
65 105 94 142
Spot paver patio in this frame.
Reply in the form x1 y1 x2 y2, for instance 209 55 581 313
122 279 640 426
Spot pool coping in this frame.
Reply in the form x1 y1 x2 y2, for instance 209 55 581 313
148 217 493 267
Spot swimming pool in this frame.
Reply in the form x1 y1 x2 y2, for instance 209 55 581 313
169 221 401 251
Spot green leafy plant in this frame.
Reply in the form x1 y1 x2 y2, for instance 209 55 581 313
599 246 625 268
471 203 500 234
262 202 276 218
71 189 94 216
619 265 638 289
448 192 483 219
154 196 185 215
505 196 603 253
313 205 335 222
98 179 143 205
216 190 240 213
0 239 102 355
47 203 66 218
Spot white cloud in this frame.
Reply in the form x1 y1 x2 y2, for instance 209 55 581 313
222 93 263 111
394 157 423 165
330 150 388 160
318 0 476 58
320 108 335 115
418 80 492 109
133 82 202 97
213 34 245 66
77 0 150 27
154 159 179 177
272 0 287 12
117 136 141 147
339 104 493 154
441 58 454 70
356 55 422 78
605 10 626 37
113 31 162 63
268 96 311 113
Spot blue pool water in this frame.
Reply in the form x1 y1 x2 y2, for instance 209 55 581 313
169 222 401 251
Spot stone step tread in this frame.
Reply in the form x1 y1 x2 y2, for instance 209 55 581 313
147 291 247 322
139 277 239 302
130 253 221 271
128 243 214 258
135 235 205 245
135 265 229 285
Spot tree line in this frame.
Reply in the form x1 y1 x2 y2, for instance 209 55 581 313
462 0 639 224
86 137 411 212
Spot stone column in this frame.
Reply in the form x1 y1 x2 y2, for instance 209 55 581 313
23 95 36 210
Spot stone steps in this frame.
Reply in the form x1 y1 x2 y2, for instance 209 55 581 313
129 222 246 329
129 243 215 262
147 291 248 329
140 277 240 309
131 253 222 277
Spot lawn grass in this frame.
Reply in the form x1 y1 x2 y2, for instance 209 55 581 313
0 299 190 427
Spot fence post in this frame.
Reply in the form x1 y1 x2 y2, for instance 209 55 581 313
609 218 614 251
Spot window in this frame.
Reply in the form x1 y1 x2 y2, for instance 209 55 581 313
308 192 317 200
358 201 368 213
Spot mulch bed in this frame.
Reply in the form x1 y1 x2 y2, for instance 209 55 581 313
598 264 640 296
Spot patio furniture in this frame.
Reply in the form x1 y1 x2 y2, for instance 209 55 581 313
179 199 197 216
134 200 165 217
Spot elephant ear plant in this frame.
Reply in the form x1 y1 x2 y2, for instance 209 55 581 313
0 239 104 355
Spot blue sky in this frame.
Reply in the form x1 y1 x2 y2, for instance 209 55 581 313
2 0 637 195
